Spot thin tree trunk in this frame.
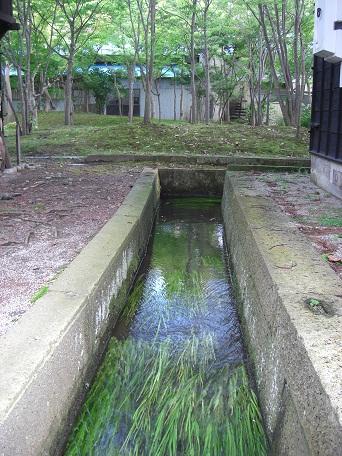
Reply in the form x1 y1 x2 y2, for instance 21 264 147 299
17 65 28 135
64 55 74 125
24 3 37 131
0 132 11 170
4 64 15 122
43 87 54 112
143 0 156 124
128 62 135 123
257 4 292 126
31 75 38 128
190 0 197 124
180 84 184 120
144 78 152 123
266 91 271 125
155 79 161 121
113 73 122 116
173 69 177 121
256 31 263 125
203 0 211 124
84 89 89 113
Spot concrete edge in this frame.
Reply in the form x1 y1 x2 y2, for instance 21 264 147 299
222 172 342 456
0 168 160 456
84 153 310 168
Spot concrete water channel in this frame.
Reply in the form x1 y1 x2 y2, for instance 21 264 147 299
65 197 267 455
0 168 341 455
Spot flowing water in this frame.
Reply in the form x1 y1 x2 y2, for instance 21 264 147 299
66 198 267 456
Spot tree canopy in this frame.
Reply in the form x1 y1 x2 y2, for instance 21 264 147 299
1 0 314 131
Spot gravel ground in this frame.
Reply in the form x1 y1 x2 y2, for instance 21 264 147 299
251 172 342 279
0 161 141 336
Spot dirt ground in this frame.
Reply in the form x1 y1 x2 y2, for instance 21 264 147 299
252 172 342 279
0 161 141 336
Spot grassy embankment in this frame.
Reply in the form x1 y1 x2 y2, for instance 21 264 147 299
5 112 309 158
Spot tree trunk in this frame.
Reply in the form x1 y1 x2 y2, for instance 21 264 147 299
17 65 28 135
180 84 184 120
256 32 263 125
203 1 211 125
0 132 11 170
64 53 74 125
4 64 15 122
144 78 152 123
31 75 38 129
143 0 156 124
43 87 54 112
173 70 177 121
190 0 197 124
84 90 89 113
128 63 135 123
24 8 35 132
266 92 271 125
113 73 122 116
257 4 292 126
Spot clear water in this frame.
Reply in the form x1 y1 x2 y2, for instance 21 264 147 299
65 198 267 456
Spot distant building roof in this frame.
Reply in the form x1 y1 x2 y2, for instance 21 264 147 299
87 63 181 79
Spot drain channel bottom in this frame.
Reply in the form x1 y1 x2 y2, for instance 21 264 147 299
66 198 267 456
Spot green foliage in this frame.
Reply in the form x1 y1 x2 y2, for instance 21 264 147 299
82 69 116 114
3 0 315 129
307 298 321 308
31 285 49 303
319 216 342 228
301 105 312 128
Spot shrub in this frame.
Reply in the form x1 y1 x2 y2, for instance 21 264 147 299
301 105 312 128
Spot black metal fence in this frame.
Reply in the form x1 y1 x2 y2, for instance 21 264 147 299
310 55 342 163
0 0 19 38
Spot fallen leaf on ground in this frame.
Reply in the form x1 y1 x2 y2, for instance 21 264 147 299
328 254 342 263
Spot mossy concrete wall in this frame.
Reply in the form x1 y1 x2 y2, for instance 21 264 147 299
85 153 310 169
0 169 160 456
158 168 225 196
222 172 342 456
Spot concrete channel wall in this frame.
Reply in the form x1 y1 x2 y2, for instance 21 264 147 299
159 168 225 196
0 169 160 456
222 172 342 456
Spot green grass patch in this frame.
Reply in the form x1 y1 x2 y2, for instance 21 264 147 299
319 216 342 228
30 285 49 303
5 112 309 159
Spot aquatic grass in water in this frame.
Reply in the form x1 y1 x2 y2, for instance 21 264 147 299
166 197 222 209
66 338 267 456
65 199 268 455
